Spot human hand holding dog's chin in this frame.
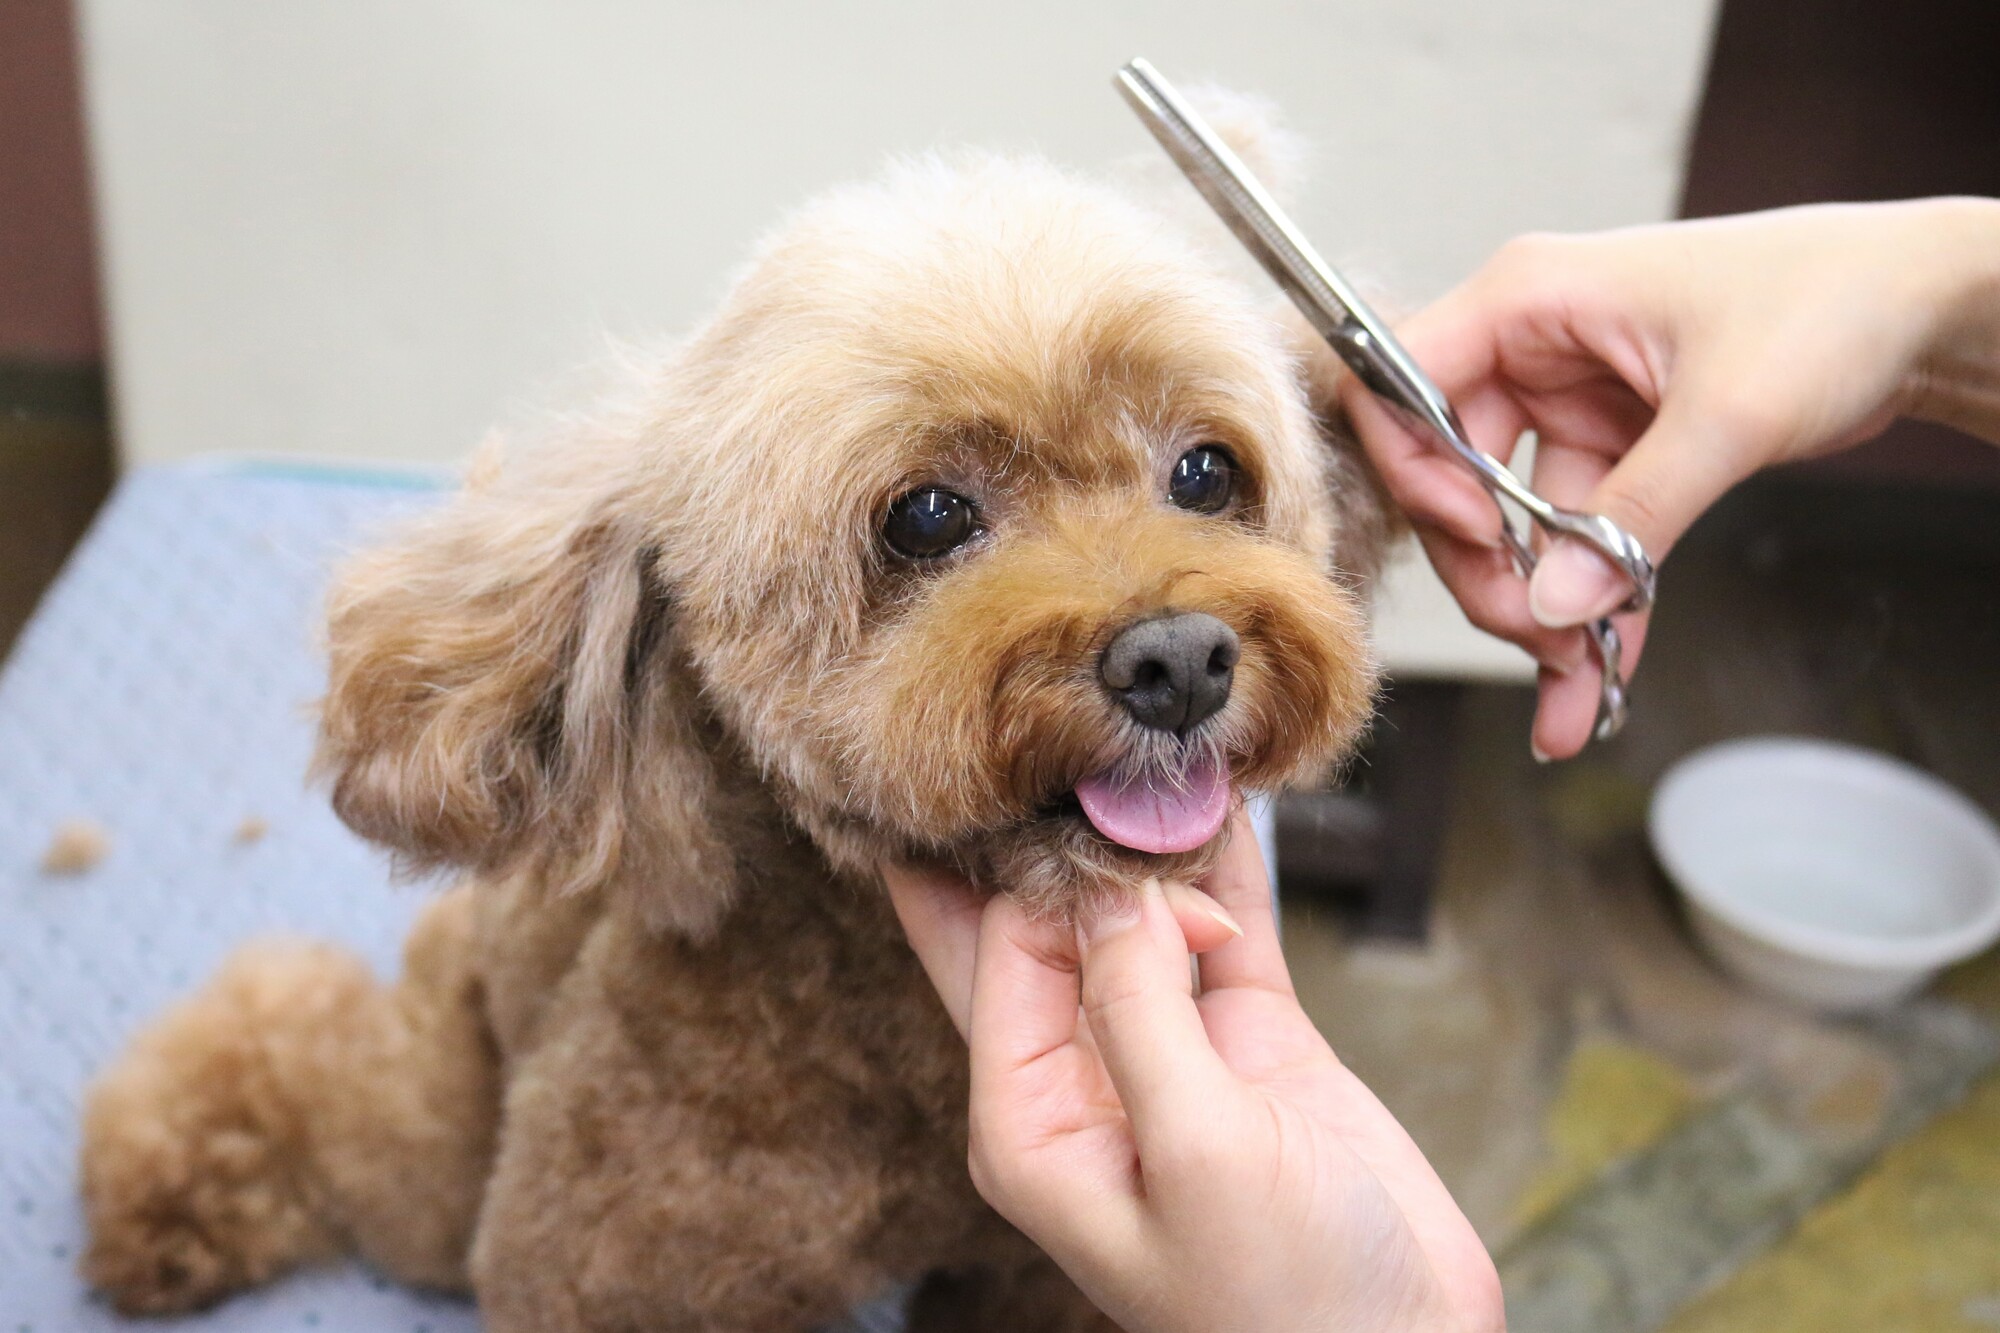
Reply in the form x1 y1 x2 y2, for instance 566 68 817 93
1340 197 2000 760
882 814 1504 1333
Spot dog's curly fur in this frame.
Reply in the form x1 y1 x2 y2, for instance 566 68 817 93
81 105 1392 1331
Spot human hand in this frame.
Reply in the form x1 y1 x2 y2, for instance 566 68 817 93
883 815 1503 1333
1341 197 2000 759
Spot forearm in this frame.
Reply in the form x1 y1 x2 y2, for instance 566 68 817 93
1908 196 2000 445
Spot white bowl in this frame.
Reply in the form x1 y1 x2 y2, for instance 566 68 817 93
1649 737 2000 1012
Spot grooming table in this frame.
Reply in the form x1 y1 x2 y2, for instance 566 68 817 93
0 463 903 1332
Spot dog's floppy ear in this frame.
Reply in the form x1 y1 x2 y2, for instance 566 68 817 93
314 470 739 938
1278 301 1403 587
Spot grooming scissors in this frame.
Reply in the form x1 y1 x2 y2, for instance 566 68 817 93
1115 58 1657 741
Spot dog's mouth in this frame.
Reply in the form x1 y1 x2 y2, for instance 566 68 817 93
1053 753 1233 855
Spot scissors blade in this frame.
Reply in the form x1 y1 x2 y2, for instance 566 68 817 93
1115 57 1652 743
1114 60 1459 444
1113 62 1360 339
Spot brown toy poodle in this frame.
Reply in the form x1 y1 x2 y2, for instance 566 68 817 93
79 100 1392 1331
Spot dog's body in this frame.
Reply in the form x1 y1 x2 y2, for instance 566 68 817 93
80 126 1391 1331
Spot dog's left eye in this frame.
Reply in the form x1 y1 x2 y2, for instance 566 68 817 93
883 487 978 559
1168 445 1237 514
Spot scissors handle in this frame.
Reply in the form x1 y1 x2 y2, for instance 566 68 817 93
1490 511 1629 740
1116 57 1657 742
1284 240 1659 618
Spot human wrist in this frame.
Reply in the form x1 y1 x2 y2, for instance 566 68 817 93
1904 196 2000 444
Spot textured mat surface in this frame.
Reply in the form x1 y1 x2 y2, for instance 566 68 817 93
0 464 481 1332
0 464 905 1332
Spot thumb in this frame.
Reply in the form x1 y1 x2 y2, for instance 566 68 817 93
1527 391 1764 628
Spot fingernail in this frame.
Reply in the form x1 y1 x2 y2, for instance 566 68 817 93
1538 649 1585 678
1166 880 1245 938
1529 539 1628 628
1082 878 1151 946
1531 741 1552 765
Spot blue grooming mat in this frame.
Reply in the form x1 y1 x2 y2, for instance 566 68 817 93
0 463 904 1332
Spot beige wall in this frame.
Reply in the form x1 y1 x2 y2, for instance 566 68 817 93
81 1 1719 468
77 1 1720 678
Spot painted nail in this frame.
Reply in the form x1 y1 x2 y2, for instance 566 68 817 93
1529 538 1629 629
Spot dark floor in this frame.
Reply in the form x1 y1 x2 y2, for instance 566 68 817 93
1280 470 2000 1332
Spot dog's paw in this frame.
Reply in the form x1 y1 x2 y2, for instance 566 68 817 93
79 950 344 1313
81 1131 325 1315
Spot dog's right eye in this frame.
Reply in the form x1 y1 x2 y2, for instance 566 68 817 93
883 487 978 560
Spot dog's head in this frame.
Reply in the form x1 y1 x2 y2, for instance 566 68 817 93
318 147 1390 931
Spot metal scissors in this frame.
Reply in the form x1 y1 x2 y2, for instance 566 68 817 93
1115 58 1657 741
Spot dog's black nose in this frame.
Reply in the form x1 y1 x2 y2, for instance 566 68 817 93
1100 612 1240 735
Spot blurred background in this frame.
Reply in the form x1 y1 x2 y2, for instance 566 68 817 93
4 3 1999 1331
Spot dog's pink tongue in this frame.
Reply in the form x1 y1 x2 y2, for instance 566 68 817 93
1074 758 1231 855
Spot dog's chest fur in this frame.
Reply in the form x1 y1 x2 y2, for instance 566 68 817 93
469 825 982 1230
